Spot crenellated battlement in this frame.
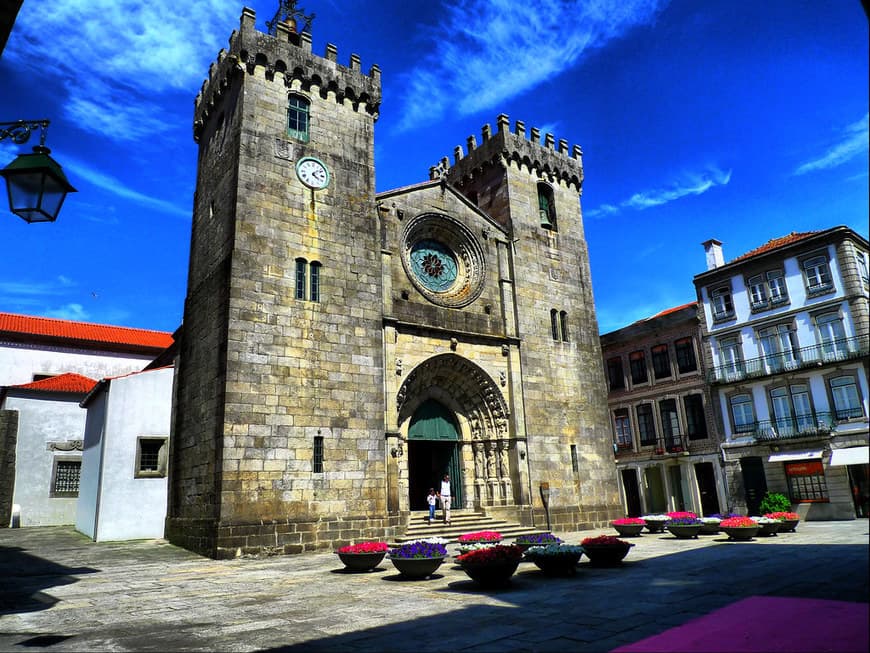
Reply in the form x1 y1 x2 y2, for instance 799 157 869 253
193 6 381 142
431 114 583 191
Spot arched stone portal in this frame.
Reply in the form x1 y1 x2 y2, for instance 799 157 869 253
397 354 516 509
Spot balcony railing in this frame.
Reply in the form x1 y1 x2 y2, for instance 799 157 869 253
733 411 838 442
613 434 688 456
708 336 867 384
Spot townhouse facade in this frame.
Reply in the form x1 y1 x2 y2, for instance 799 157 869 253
0 312 173 528
694 227 869 519
601 303 727 517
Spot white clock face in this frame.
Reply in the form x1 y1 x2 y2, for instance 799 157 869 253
296 157 329 189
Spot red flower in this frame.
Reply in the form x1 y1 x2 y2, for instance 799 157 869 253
337 541 388 554
457 544 522 564
581 534 629 546
457 530 503 543
720 516 758 528
666 511 697 519
764 512 800 521
612 518 645 525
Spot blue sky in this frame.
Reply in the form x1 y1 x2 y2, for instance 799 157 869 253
0 0 867 335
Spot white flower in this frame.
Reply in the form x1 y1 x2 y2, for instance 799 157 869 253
405 537 449 545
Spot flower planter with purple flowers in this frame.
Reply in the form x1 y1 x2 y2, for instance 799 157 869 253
387 541 448 579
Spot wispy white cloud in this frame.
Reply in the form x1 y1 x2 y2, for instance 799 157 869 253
60 153 190 219
7 1 238 144
44 303 91 321
793 113 869 176
0 277 75 297
586 166 732 218
396 0 668 130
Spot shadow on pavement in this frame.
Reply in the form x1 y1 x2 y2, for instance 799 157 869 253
257 541 869 653
0 545 98 615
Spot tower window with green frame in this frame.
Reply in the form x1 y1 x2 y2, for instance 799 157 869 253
287 94 310 142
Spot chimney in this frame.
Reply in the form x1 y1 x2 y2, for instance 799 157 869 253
702 239 725 270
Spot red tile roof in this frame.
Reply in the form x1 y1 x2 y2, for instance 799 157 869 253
644 302 697 321
0 312 173 353
731 231 821 263
9 373 98 394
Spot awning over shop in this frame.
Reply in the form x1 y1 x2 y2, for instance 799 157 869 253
829 446 869 467
768 450 823 463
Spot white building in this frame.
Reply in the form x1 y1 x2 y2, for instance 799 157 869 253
694 226 869 519
0 312 172 386
0 374 97 526
77 366 174 541
0 312 173 528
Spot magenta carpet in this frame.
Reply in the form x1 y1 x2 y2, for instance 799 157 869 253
611 596 869 653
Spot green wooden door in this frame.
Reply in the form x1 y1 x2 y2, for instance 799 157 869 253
408 400 462 509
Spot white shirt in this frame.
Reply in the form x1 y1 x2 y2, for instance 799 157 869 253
440 480 451 498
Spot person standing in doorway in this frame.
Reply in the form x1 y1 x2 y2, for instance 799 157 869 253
426 488 438 524
439 474 452 524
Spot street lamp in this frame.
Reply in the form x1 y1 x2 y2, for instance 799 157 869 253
0 119 76 223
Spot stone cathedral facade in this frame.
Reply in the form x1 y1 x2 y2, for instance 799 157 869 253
166 7 621 558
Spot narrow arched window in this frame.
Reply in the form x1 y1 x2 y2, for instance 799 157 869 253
310 261 321 302
559 310 569 342
537 182 557 230
295 258 307 300
287 94 310 142
550 309 559 340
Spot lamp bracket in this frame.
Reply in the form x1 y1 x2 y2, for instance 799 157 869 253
0 120 50 147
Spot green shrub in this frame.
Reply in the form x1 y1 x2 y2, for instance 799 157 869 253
758 492 791 514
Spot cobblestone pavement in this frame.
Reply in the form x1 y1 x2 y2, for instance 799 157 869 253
1 521 867 652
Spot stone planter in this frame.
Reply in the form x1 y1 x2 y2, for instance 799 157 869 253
582 542 633 566
721 526 760 541
388 556 446 579
666 524 702 539
528 553 582 576
778 518 800 533
459 559 521 587
643 520 667 534
335 551 386 572
699 522 721 535
756 521 782 537
612 523 645 537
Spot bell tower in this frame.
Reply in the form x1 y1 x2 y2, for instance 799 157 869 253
167 7 387 558
440 114 622 529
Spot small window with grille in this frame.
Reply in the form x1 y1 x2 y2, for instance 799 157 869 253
50 459 81 497
135 437 168 478
313 435 324 473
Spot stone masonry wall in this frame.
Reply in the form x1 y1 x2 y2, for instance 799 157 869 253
446 116 621 529
0 410 18 528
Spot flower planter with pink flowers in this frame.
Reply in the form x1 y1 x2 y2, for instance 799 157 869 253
457 530 503 545
335 541 389 571
457 544 523 587
765 511 801 533
720 516 760 541
581 535 634 566
611 518 645 537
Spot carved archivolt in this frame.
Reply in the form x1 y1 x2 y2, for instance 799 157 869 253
396 353 508 440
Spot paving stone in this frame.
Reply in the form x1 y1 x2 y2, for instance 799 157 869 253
0 522 867 652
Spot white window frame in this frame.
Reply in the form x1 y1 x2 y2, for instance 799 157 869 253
711 286 734 320
729 393 756 434
829 375 863 421
802 255 833 294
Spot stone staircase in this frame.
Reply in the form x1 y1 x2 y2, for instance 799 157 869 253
391 509 549 545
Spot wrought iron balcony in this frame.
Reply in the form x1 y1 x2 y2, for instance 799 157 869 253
708 336 867 384
733 411 840 442
613 434 688 456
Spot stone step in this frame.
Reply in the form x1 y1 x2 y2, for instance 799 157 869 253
391 510 550 545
